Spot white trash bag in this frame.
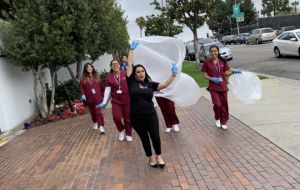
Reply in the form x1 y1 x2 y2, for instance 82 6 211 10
228 71 262 104
133 36 201 107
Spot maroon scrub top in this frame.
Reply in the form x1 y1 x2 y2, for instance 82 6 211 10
201 59 230 92
105 70 130 104
80 77 104 104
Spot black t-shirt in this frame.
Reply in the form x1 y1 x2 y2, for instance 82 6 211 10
126 74 159 113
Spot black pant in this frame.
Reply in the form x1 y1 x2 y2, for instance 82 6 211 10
130 112 161 157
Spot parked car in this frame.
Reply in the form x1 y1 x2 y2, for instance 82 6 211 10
185 38 219 60
185 43 196 61
272 29 300 58
199 42 233 62
232 34 248 44
221 35 235 45
247 28 277 44
277 26 297 36
198 38 218 45
240 33 250 43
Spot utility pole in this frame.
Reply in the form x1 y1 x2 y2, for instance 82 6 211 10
226 16 232 35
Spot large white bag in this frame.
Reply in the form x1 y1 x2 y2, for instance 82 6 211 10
228 71 262 104
133 36 201 107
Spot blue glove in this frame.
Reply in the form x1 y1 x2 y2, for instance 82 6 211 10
171 63 178 75
130 40 139 50
211 77 222 83
96 102 105 109
232 69 242 74
81 95 86 101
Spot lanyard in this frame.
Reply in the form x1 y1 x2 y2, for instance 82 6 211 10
113 73 121 90
214 61 221 76
88 78 93 86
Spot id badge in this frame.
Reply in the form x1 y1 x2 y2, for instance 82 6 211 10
117 90 122 94
91 88 96 94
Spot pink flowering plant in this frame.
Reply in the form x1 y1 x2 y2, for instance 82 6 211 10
29 100 87 127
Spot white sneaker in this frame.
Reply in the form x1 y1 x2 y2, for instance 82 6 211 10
215 120 221 128
165 128 171 133
221 125 228 129
99 126 105 134
93 123 98 130
126 135 133 142
172 124 180 132
118 131 125 141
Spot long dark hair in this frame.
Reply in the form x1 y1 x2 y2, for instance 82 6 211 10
133 64 152 82
209 45 227 63
81 63 100 83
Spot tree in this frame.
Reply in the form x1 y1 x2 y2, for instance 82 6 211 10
0 0 15 20
206 0 229 34
85 0 128 62
240 0 257 25
152 0 214 66
291 1 299 13
261 0 292 16
135 17 146 37
0 0 76 118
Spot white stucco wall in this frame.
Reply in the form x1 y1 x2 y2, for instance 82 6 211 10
0 58 37 131
0 53 111 132
56 54 112 82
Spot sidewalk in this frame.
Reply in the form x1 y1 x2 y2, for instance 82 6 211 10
202 76 300 160
1 85 300 189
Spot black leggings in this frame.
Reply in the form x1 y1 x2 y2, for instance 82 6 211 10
130 112 161 157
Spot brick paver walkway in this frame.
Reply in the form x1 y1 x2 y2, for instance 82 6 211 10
0 97 300 190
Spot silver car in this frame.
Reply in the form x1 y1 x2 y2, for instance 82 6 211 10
272 29 300 58
199 42 233 62
247 28 277 44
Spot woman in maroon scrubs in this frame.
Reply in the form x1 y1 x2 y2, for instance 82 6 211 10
98 60 132 142
201 45 241 129
155 97 180 133
80 63 105 134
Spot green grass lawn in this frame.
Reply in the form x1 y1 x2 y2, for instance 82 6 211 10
182 60 268 88
182 60 208 88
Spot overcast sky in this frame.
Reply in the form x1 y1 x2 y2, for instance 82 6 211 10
119 0 265 42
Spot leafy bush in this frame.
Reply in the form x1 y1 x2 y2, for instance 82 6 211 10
47 79 80 106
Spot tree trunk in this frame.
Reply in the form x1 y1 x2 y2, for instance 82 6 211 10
193 29 200 68
49 69 57 115
76 60 82 80
38 69 48 117
66 65 79 83
32 65 48 119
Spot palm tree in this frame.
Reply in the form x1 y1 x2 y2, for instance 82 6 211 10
135 17 146 38
291 1 299 13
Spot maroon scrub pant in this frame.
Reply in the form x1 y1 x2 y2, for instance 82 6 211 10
156 97 179 128
112 102 132 136
87 103 104 127
210 91 229 125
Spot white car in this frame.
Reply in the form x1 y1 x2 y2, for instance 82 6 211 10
272 29 300 58
199 42 233 62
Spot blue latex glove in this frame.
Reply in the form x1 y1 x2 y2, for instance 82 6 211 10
130 40 139 50
211 77 222 83
96 102 105 109
232 68 242 74
171 63 178 75
81 95 86 101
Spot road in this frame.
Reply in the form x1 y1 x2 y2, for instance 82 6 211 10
227 43 300 80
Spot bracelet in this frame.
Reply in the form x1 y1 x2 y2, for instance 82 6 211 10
172 73 177 77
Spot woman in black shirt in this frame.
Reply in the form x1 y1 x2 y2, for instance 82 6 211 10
127 40 178 168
